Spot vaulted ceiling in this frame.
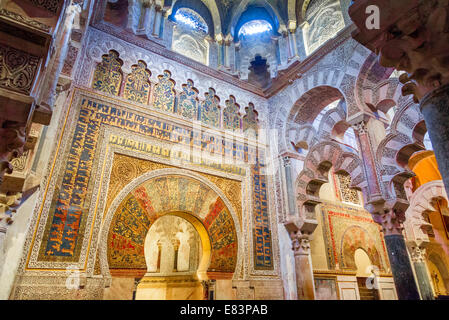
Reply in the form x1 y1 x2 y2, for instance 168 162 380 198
166 0 325 37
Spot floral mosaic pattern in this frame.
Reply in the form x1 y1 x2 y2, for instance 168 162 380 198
124 61 151 104
223 96 241 131
153 70 175 113
199 88 220 128
92 50 123 96
177 80 198 120
243 103 259 135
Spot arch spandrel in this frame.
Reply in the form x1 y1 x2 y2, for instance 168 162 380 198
105 172 239 277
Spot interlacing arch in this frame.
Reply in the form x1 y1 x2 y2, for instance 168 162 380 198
287 100 347 153
295 140 366 230
317 102 347 141
354 52 396 114
287 123 318 152
376 101 426 204
279 84 346 154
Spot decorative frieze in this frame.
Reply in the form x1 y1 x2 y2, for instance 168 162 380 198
0 44 40 95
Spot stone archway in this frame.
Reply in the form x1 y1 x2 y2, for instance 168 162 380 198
99 168 242 299
136 212 212 300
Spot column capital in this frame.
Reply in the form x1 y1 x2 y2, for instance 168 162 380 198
287 20 297 33
282 156 291 167
171 240 179 250
291 232 311 256
224 34 233 46
406 242 427 263
142 0 153 9
351 120 368 135
372 208 405 237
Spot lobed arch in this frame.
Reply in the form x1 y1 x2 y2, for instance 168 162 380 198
295 140 367 231
363 79 402 114
353 52 396 116
86 45 262 116
97 168 243 281
279 84 345 155
272 42 373 151
317 101 347 141
356 52 395 91
143 211 212 278
286 99 348 154
287 123 318 152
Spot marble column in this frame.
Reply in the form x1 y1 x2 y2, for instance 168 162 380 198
407 243 434 300
291 232 315 300
420 85 449 196
215 36 225 69
277 33 288 66
288 31 298 60
373 208 420 300
139 2 155 36
223 40 231 70
351 120 382 203
283 156 297 216
152 6 162 37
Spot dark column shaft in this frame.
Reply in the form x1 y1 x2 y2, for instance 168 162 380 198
414 261 434 300
420 84 449 196
384 235 420 300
